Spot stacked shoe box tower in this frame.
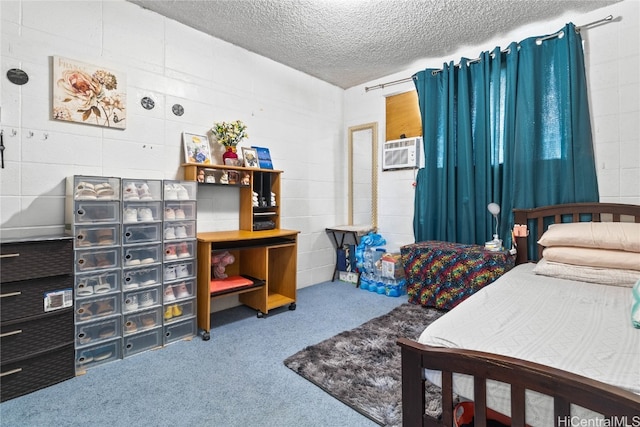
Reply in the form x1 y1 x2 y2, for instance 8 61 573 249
66 176 197 374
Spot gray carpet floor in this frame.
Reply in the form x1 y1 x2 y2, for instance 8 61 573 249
0 279 407 427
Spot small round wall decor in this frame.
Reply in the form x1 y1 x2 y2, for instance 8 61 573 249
172 104 184 116
6 68 29 85
140 97 155 110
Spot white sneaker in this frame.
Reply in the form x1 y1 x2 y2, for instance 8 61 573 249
164 266 177 281
164 227 176 240
164 184 178 200
125 258 141 266
138 183 153 200
123 208 138 223
138 208 153 222
175 226 187 239
164 208 175 220
176 185 190 200
175 282 190 299
164 286 176 302
139 291 154 307
175 264 189 278
174 209 186 220
123 183 140 200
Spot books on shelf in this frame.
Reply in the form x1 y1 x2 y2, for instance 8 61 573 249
252 146 273 169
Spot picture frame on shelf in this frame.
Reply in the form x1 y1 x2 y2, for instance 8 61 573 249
183 133 212 164
252 146 273 169
242 147 260 168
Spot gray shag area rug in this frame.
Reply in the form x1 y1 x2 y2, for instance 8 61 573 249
283 303 447 426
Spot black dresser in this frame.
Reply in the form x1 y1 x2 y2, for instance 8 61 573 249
1 236 75 402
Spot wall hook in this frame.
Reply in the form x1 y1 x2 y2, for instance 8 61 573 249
43 133 49 140
26 131 34 138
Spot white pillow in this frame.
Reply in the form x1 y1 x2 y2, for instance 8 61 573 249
533 258 640 287
542 246 640 271
537 222 640 252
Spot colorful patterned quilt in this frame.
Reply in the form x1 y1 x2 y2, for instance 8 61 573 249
401 240 515 310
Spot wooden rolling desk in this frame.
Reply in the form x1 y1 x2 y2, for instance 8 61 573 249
197 229 299 340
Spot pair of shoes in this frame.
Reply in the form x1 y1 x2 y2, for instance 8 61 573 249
166 226 187 239
164 184 190 200
164 304 183 321
165 243 190 260
164 208 187 220
95 183 115 199
175 282 190 298
175 226 188 238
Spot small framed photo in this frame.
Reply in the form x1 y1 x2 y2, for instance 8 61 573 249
183 133 212 165
242 147 260 168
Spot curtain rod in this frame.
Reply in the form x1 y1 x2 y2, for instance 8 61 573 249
364 15 614 92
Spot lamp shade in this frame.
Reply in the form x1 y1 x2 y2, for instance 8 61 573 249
487 203 501 216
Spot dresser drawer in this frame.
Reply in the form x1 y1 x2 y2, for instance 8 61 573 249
1 240 73 283
0 343 75 402
1 275 73 322
1 310 74 363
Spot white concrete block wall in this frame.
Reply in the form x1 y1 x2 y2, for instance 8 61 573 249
0 0 343 289
345 0 640 251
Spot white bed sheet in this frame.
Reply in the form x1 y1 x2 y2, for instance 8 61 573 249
419 263 640 425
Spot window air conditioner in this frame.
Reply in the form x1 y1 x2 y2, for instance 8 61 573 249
382 137 422 170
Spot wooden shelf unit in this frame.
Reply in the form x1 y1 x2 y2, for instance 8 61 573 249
196 229 298 340
183 163 281 232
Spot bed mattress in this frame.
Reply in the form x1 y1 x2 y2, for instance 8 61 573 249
419 263 640 425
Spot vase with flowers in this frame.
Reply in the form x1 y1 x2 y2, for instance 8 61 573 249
210 120 248 165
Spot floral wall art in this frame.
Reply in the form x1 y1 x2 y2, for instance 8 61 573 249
52 56 126 129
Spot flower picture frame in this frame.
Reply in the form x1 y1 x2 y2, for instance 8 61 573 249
52 56 127 129
242 147 260 168
183 133 212 165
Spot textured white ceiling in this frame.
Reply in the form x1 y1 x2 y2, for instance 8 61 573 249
128 0 620 89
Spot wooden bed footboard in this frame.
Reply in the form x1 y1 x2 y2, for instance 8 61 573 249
397 338 640 427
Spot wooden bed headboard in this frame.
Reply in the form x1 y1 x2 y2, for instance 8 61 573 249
512 202 640 265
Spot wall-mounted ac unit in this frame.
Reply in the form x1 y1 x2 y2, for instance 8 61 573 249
382 137 422 170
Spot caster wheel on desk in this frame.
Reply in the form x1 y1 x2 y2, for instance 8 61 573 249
288 303 296 311
257 311 266 318
202 331 211 341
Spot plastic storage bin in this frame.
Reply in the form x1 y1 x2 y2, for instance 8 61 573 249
123 307 163 335
164 318 196 345
75 294 120 323
75 338 121 371
163 299 195 324
122 223 162 244
123 286 162 313
69 176 121 201
163 260 195 283
74 224 119 248
122 243 162 267
123 328 162 357
122 264 161 291
164 240 195 261
163 221 196 240
162 279 195 303
163 181 197 201
75 317 121 347
74 247 121 273
72 201 120 224
163 201 196 221
121 179 162 201
75 269 121 297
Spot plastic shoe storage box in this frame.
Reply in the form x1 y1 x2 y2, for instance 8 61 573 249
123 286 162 313
72 201 120 224
164 318 196 345
121 179 162 201
75 316 122 348
122 243 162 267
123 328 162 358
163 259 195 283
164 201 196 221
122 223 162 245
74 247 121 273
163 181 197 201
123 307 163 335
68 176 121 201
75 294 120 323
163 278 195 303
122 264 161 291
122 201 162 223
163 240 195 262
163 299 195 324
74 224 120 248
163 220 196 240
75 338 121 371
75 269 121 297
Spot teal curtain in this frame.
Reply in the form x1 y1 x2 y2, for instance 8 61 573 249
413 23 598 247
